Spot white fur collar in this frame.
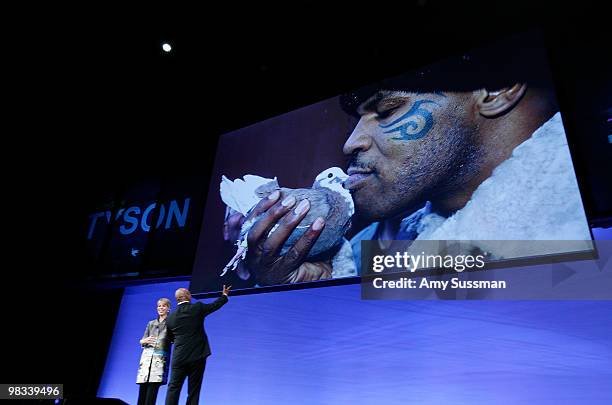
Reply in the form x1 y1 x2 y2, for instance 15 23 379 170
415 112 592 257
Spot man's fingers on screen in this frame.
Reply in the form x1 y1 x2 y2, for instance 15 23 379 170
282 217 325 268
261 199 311 260
246 196 296 249
245 190 281 221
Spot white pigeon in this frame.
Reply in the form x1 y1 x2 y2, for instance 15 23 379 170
220 167 355 276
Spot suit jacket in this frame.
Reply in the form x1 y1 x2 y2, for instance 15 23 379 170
165 296 228 367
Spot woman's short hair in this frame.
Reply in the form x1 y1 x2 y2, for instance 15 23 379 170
157 298 171 308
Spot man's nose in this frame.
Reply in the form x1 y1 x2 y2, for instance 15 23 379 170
343 120 373 156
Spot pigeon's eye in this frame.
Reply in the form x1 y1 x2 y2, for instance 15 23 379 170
327 173 333 178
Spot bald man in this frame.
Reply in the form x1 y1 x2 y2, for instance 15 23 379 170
165 285 230 405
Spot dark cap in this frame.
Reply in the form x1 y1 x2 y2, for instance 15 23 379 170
341 30 555 117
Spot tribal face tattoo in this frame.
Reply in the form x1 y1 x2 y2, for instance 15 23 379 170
378 99 439 141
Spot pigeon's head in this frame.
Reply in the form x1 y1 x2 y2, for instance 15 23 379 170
313 167 354 217
313 167 349 190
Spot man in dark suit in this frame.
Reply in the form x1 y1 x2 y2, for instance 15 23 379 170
165 285 231 405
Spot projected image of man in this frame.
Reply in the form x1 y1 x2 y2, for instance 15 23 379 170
239 33 591 282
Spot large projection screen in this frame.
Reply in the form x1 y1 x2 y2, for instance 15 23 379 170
190 31 592 295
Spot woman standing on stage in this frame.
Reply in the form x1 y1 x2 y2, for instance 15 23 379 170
136 298 172 405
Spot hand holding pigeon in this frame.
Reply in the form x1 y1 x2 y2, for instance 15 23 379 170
220 167 355 283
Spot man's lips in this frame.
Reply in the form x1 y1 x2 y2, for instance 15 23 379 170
344 167 375 190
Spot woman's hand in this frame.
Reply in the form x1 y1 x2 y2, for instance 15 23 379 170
140 336 156 346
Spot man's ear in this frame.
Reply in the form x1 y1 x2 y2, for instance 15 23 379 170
476 83 527 118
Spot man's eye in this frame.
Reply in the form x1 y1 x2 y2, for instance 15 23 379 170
376 107 398 120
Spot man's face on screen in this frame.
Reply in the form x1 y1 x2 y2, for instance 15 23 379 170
343 90 479 221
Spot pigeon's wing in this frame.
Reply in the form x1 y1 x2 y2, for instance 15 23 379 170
220 176 244 215
220 174 278 215
281 187 353 258
279 189 332 256
300 191 333 225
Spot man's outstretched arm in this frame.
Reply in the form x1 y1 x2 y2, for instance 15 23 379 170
202 284 231 316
